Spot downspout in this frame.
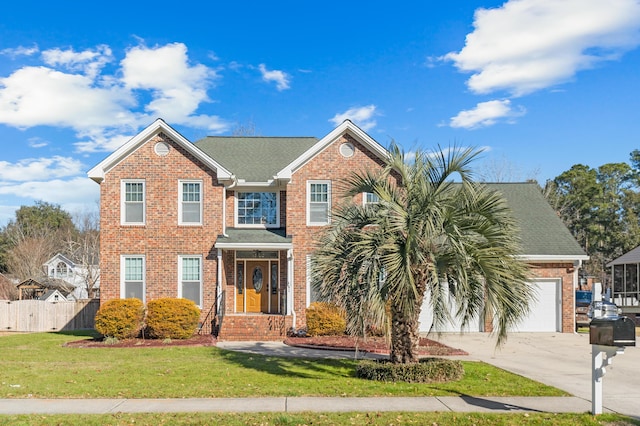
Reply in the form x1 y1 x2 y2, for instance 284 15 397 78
217 248 223 313
287 248 296 331
573 259 583 334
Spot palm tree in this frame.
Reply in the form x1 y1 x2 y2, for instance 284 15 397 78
311 144 534 364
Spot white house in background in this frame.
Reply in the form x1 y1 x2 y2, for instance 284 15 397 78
39 288 72 302
43 253 100 300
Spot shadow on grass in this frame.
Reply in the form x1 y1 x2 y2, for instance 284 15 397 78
215 347 359 380
54 329 101 338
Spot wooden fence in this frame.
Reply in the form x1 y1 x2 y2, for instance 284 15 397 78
0 299 99 332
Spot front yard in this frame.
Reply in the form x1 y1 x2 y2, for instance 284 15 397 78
0 331 565 399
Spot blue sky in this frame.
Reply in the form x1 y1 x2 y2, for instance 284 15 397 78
1 0 640 226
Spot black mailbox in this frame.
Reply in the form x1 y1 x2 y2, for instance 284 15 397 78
589 316 636 347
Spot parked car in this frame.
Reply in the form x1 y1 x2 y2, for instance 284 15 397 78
587 300 620 319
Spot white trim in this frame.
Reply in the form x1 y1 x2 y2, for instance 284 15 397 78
178 180 203 226
215 242 293 250
178 255 203 308
306 255 313 308
121 179 146 226
362 192 379 206
517 255 590 262
307 180 331 226
276 120 389 180
120 255 145 302
88 119 233 183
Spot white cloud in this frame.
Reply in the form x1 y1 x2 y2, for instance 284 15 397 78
0 156 85 181
329 105 378 131
258 64 290 91
444 0 640 96
41 45 113 79
0 41 230 153
28 137 48 148
450 99 525 129
0 177 99 217
1 45 39 58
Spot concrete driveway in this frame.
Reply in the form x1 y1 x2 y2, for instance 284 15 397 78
433 332 640 418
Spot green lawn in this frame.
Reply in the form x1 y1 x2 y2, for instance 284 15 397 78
0 331 568 399
0 412 637 426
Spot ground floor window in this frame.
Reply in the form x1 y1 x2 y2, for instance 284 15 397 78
121 255 145 301
179 256 202 307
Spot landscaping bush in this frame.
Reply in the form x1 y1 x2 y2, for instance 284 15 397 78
305 302 347 336
145 298 200 339
94 298 145 339
356 358 464 383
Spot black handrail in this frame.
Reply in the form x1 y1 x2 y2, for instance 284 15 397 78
198 290 225 336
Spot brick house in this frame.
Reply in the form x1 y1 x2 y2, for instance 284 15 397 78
89 119 587 340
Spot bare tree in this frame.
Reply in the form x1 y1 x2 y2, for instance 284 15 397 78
231 118 259 136
62 209 100 299
4 226 58 280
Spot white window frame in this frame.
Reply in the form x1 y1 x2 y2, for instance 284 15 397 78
120 255 145 302
363 192 380 206
178 255 203 308
121 179 146 225
307 180 331 226
235 191 280 228
179 180 203 225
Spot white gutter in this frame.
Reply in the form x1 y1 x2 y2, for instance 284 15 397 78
216 249 223 313
287 249 296 331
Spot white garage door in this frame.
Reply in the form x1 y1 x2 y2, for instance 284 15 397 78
510 279 560 332
419 295 482 333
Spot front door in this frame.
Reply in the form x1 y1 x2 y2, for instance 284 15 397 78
245 261 268 313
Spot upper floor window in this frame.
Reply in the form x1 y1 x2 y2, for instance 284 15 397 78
179 181 202 225
179 256 202 307
237 192 279 227
55 262 69 278
307 181 331 225
121 180 145 225
121 255 145 301
363 192 380 206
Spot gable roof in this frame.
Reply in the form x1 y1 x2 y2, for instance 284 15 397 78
87 119 233 183
606 245 640 267
195 136 318 183
488 182 588 260
276 120 389 180
43 253 75 269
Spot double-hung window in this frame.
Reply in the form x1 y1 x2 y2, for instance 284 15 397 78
237 192 279 227
121 256 145 301
179 181 202 225
363 192 380 206
122 180 145 225
307 181 331 225
179 256 202 307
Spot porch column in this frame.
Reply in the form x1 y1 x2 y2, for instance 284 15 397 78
287 249 295 326
217 248 223 313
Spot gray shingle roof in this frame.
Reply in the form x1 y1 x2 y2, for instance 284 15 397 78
195 136 318 182
487 182 587 258
606 245 640 266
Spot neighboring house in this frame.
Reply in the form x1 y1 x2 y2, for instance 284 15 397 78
605 247 640 322
89 119 587 340
39 289 72 302
43 253 100 300
16 277 73 301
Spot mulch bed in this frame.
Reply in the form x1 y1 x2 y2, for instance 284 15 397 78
64 333 216 348
284 335 468 356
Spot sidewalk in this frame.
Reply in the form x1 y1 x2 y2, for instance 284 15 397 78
0 396 596 415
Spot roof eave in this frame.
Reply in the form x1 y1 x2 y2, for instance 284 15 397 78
87 119 233 183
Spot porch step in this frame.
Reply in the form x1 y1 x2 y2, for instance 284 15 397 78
218 314 293 341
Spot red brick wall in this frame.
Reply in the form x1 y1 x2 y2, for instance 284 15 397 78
99 132 224 319
285 133 387 329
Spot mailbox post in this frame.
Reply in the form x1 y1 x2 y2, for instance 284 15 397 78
590 316 636 415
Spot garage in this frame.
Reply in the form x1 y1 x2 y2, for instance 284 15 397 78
509 279 560 332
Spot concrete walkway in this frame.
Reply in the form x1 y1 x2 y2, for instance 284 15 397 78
0 396 594 415
0 333 636 417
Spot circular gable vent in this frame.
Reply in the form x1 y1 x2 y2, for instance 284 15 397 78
154 142 170 156
339 143 355 158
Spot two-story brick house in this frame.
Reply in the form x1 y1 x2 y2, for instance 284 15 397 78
89 119 588 340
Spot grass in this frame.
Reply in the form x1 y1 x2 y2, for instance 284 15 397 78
0 412 637 425
0 331 568 399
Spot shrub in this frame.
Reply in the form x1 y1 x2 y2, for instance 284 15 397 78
305 302 346 336
356 358 464 383
94 299 145 339
145 298 200 339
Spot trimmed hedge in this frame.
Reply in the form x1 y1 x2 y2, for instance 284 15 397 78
356 358 464 383
145 298 200 339
305 302 346 336
94 299 145 339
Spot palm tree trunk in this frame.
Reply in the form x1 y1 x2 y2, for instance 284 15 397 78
389 301 421 364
